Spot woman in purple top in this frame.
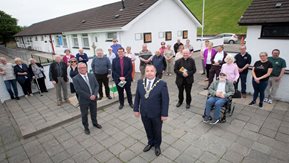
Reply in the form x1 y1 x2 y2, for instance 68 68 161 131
203 42 217 80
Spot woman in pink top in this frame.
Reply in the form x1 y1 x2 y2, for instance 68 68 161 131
159 41 167 55
62 49 75 65
221 55 240 86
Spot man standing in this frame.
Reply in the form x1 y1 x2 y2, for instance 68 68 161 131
134 64 169 156
173 39 183 54
139 44 153 79
0 57 19 100
264 49 286 104
91 48 112 100
76 48 89 64
152 50 167 79
49 55 68 106
174 49 197 109
112 48 133 109
234 45 251 98
111 39 122 57
73 63 102 135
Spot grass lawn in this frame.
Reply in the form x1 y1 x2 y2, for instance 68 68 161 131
183 0 252 35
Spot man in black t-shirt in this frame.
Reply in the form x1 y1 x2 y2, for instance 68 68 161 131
234 46 251 98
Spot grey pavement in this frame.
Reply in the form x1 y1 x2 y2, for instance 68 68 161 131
0 52 289 163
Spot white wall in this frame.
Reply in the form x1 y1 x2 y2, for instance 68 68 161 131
245 26 289 102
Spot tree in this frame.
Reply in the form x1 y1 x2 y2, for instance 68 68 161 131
0 10 21 46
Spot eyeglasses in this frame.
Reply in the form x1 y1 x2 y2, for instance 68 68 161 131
70 61 77 63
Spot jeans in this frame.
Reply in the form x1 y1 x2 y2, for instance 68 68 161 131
252 79 268 103
205 97 228 120
236 72 248 94
4 80 18 98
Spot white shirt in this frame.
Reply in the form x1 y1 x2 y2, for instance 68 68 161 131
214 51 224 63
206 50 212 64
107 52 116 64
146 78 155 90
217 81 226 93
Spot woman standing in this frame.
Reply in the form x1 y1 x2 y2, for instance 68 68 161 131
164 45 175 76
203 42 216 81
125 46 136 80
67 58 79 99
175 44 184 61
249 52 273 107
14 58 32 97
221 55 240 85
62 49 75 65
28 58 48 93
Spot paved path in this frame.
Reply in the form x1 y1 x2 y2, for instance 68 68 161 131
1 55 289 163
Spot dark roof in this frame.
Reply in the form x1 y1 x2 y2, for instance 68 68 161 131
239 0 289 25
15 0 158 36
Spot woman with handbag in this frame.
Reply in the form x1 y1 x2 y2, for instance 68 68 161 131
28 58 48 93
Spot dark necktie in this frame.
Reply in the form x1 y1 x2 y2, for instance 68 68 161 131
84 75 92 95
147 81 151 90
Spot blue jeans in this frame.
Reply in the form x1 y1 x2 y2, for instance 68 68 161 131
236 72 248 93
4 80 18 98
252 79 268 103
205 97 228 120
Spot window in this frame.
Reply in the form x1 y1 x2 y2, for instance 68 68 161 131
72 34 79 48
183 30 188 39
95 36 98 42
63 35 68 48
35 36 38 41
261 24 289 38
82 33 90 48
30 37 32 42
55 35 63 47
106 32 117 41
143 33 152 43
165 31 172 41
135 33 142 40
41 36 44 41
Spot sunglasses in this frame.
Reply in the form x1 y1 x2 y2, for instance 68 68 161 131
220 74 226 77
70 61 77 63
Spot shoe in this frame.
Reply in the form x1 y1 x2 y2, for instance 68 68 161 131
155 146 161 156
259 103 263 108
267 99 272 104
65 99 70 103
210 119 220 125
203 87 208 90
186 104 190 109
11 96 15 99
249 101 256 105
242 93 246 98
93 124 102 129
97 96 103 100
29 94 33 96
57 101 62 106
25 95 28 98
143 145 153 152
203 117 210 123
119 105 124 110
15 97 20 100
107 96 112 99
129 103 134 109
204 79 209 81
176 102 182 107
84 129 90 135
263 98 268 103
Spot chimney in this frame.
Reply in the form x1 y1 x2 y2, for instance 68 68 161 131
121 0 125 9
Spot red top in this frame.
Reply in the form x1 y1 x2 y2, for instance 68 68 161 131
62 54 75 65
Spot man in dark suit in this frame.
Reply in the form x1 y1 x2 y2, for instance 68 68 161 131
112 47 133 109
72 63 102 135
174 49 197 109
134 64 169 156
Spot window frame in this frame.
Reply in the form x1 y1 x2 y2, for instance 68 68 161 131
182 30 188 39
81 33 90 49
72 34 79 48
260 24 289 39
165 31 172 41
106 32 117 42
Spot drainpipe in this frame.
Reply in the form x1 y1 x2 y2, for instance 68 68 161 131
49 34 56 55
21 37 26 48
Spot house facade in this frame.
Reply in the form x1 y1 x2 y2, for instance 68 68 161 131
239 0 289 102
15 0 201 58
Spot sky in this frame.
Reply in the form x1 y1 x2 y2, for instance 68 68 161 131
2 0 120 26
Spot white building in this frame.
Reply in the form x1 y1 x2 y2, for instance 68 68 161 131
239 0 289 102
15 0 201 57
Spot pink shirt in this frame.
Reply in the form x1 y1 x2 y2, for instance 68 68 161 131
221 63 240 82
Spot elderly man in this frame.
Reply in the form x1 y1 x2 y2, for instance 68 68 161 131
49 55 68 106
76 48 89 64
134 64 169 156
203 72 235 124
152 50 167 79
73 63 102 135
174 49 196 109
264 49 286 104
0 57 19 100
139 44 153 79
91 48 112 100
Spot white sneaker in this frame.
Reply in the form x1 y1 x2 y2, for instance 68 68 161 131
263 98 268 103
268 99 272 104
25 95 28 98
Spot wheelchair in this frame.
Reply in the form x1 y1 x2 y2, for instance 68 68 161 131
202 95 235 123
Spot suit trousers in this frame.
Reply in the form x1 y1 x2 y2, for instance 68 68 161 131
80 101 97 129
141 116 163 147
177 81 193 105
116 81 132 105
94 73 110 97
55 77 68 102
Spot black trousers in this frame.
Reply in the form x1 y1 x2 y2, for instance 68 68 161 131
79 101 97 129
208 65 221 88
205 64 212 79
94 73 110 97
141 116 163 147
19 79 32 95
236 72 248 94
36 77 48 92
177 81 193 105
116 81 132 105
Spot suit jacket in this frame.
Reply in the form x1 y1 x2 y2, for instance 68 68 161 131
72 73 99 105
14 64 31 84
112 56 132 83
174 58 197 86
49 61 68 83
134 78 169 118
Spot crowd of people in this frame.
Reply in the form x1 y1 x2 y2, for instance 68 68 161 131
0 38 287 156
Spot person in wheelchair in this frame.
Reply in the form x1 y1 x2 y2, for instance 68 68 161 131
203 72 235 124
